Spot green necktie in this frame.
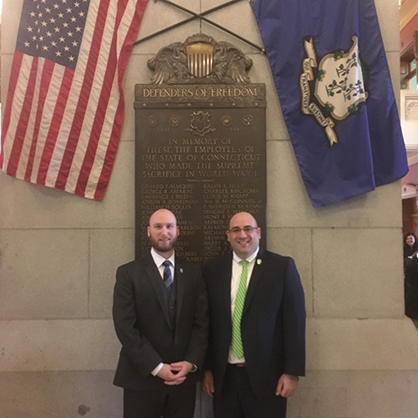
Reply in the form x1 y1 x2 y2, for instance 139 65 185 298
231 259 248 358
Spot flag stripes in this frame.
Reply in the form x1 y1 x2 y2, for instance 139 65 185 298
1 0 149 200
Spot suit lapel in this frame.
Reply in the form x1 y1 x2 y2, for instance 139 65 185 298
222 254 233 321
143 254 172 329
243 248 266 315
174 257 185 325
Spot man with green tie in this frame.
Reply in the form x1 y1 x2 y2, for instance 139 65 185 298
202 212 306 418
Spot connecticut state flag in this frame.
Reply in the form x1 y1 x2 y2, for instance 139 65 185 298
251 0 408 207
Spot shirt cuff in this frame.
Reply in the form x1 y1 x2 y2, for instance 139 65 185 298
190 363 198 373
151 363 163 376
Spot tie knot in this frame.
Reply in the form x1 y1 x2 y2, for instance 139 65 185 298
163 260 172 268
240 259 248 266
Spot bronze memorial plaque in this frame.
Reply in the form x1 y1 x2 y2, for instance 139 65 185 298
134 34 266 264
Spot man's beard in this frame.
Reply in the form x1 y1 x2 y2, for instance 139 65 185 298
149 235 178 253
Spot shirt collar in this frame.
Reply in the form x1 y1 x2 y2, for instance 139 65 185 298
151 247 175 267
232 247 259 264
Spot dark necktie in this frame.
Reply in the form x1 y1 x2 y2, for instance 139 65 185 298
162 260 173 292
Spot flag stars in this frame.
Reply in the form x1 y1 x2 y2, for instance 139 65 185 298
38 12 43 17
54 27 60 32
46 31 52 37
79 11 85 17
50 18 56 23
66 7 72 13
71 17 76 22
67 31 73 37
24 41 30 47
53 3 59 9
69 56 75 61
45 7 51 13
39 35 44 41
32 35 37 41
30 12 36 17
74 1 80 6
55 51 62 57
63 22 69 28
64 46 70 51
72 41 78 47
59 36 65 42
27 26 33 32
42 45 49 50
51 41 57 46
75 26 81 32
41 21 47 27
58 12 64 18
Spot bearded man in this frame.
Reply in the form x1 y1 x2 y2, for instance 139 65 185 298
112 209 208 418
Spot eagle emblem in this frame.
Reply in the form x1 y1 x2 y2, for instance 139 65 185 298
148 33 253 85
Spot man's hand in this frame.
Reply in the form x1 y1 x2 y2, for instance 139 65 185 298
156 364 187 386
201 370 215 398
275 374 299 397
169 361 193 379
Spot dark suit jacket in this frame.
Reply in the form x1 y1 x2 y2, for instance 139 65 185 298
204 248 306 399
113 253 208 391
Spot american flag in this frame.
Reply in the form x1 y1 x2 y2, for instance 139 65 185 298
1 0 148 200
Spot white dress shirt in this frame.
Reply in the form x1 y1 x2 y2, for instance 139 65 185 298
228 247 259 364
149 248 175 376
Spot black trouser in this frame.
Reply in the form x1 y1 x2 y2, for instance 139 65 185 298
213 364 287 418
123 383 196 418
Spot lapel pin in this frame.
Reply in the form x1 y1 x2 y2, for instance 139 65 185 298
180 268 183 273
257 259 262 265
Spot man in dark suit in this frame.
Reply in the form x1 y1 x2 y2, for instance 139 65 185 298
202 212 306 418
113 209 208 418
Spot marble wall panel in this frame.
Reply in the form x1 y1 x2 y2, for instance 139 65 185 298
313 228 403 318
0 371 121 418
0 320 120 372
267 227 314 316
1 0 23 55
89 229 135 319
0 230 88 319
134 0 201 55
1 54 12 106
120 54 154 143
375 0 401 53
299 387 347 418
200 1 263 55
347 370 418 418
306 319 418 370
388 51 402 105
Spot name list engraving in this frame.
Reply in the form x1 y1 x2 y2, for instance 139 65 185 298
135 84 266 263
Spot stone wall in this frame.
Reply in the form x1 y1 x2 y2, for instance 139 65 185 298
1 0 418 417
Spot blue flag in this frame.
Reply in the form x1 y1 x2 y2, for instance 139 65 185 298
251 0 408 207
